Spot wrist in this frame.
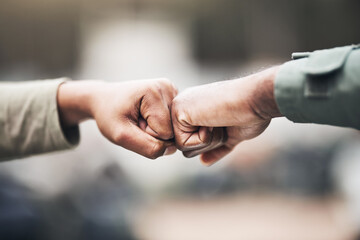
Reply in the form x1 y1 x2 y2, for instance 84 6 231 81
57 80 103 127
250 66 283 120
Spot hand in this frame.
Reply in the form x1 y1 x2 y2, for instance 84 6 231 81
171 67 282 166
57 78 178 159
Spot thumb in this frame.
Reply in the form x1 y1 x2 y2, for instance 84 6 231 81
140 90 174 140
117 121 174 159
200 145 233 166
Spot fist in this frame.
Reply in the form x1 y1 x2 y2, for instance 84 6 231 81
91 78 178 159
171 71 278 165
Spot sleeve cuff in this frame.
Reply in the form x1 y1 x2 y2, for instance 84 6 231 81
44 78 80 151
274 58 310 123
0 78 80 160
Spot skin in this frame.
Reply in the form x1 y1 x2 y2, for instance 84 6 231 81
171 66 283 166
57 78 178 159
56 67 281 163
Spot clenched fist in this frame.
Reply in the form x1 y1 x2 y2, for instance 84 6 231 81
58 78 178 159
172 67 282 166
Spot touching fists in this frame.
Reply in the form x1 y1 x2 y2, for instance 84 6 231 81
57 67 281 163
58 78 178 159
171 67 281 165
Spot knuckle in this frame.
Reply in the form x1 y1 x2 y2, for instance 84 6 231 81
147 84 162 99
157 78 171 86
176 111 191 127
156 78 176 94
149 83 160 92
158 128 174 140
113 128 127 144
171 99 183 118
173 86 179 95
171 96 180 108
171 97 187 117
146 142 165 159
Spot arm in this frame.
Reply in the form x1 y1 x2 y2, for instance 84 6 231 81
171 67 281 166
57 79 178 159
0 78 177 161
0 79 79 160
172 45 360 166
275 44 360 129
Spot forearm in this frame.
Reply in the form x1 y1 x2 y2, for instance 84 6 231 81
171 66 282 163
242 66 282 120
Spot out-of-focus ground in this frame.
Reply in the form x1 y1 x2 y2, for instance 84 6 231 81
0 0 360 239
136 195 356 240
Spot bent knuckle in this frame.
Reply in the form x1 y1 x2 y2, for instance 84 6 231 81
171 97 189 119
113 129 127 144
171 96 180 108
176 111 192 127
146 84 162 99
146 142 165 159
171 99 183 117
157 78 171 86
157 78 177 94
158 128 174 140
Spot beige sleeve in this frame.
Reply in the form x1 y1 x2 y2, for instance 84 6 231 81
0 79 80 161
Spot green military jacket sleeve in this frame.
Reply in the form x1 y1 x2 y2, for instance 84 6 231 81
0 79 80 161
275 44 360 130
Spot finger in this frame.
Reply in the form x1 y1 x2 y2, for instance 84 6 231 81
139 116 160 137
200 145 233 166
162 80 179 105
182 127 227 158
171 82 244 128
116 122 172 159
171 98 214 152
164 145 177 156
173 124 214 151
139 117 147 131
140 90 174 140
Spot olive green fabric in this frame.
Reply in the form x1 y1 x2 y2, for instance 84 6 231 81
0 79 80 161
275 45 360 130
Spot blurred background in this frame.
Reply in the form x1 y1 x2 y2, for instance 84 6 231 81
0 0 360 239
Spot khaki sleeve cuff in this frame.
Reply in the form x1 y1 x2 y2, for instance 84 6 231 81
0 78 80 160
45 79 80 151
